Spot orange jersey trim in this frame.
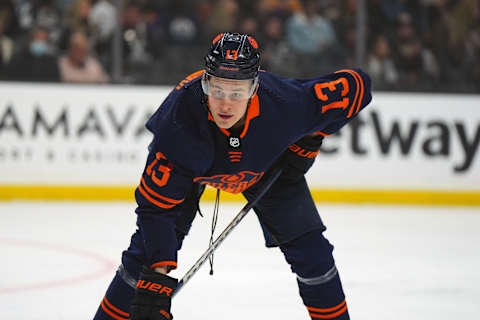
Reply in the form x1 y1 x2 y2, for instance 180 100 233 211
314 131 331 137
176 70 205 90
141 177 184 204
239 93 260 138
138 184 175 209
207 93 260 138
335 69 364 118
138 180 183 210
101 298 129 320
335 69 359 118
350 69 365 114
103 297 129 317
151 261 178 270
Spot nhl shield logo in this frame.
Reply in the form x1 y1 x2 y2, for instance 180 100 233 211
229 136 241 148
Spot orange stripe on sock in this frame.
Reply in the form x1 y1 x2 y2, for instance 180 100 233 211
103 297 129 317
307 300 346 313
309 304 348 319
100 299 129 320
307 300 347 319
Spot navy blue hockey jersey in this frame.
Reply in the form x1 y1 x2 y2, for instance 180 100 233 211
134 69 372 270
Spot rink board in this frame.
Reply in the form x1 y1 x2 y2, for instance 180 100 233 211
0 82 479 205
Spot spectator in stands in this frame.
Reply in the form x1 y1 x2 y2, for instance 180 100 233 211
58 0 97 51
207 0 239 38
261 14 297 77
367 34 399 90
237 15 259 37
143 2 168 60
285 0 338 76
58 31 109 83
393 12 439 90
0 20 14 73
286 0 337 55
89 0 116 43
256 0 300 19
89 0 116 64
166 2 200 46
122 2 150 64
2 25 60 82
33 0 62 45
0 0 20 37
465 21 480 90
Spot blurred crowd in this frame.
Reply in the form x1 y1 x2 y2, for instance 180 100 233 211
0 0 479 92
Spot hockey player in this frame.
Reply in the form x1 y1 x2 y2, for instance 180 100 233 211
93 33 372 320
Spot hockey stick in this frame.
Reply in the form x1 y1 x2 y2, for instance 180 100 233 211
173 167 283 298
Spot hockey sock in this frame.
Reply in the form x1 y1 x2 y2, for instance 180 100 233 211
280 229 349 319
93 266 135 320
297 270 349 320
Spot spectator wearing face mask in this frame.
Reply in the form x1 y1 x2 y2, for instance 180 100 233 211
58 31 110 83
2 26 59 82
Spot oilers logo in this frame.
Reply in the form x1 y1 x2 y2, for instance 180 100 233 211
194 171 264 193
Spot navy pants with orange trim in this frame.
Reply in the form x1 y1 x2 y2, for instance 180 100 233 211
244 175 349 319
94 176 349 319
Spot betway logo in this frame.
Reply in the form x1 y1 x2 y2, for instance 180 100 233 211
320 110 479 173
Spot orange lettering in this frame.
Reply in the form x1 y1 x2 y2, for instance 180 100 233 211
289 144 301 152
148 283 162 292
159 287 173 296
136 280 149 289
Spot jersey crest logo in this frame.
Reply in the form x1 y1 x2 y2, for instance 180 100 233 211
194 171 264 194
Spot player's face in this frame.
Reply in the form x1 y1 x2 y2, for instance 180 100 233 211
207 76 253 129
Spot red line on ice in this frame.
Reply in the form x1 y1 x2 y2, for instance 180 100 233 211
0 238 116 294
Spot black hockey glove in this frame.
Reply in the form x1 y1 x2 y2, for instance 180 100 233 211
130 266 178 320
279 134 324 183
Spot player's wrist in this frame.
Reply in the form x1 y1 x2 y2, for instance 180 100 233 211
154 266 169 274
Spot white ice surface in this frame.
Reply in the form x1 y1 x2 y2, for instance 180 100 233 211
1 201 479 319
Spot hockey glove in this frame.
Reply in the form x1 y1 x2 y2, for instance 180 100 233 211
279 134 324 183
130 266 178 320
